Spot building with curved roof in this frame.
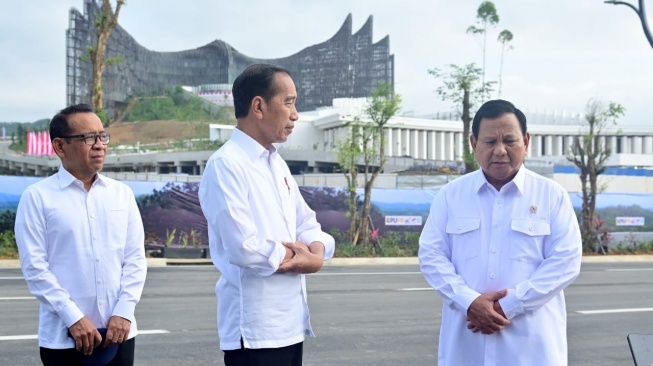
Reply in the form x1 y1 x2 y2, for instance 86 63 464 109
66 0 394 117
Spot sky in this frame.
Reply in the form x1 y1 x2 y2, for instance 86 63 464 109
0 0 651 125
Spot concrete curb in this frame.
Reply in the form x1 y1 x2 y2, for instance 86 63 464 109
1 255 652 269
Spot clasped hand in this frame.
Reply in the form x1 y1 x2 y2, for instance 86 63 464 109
68 315 131 355
277 241 325 274
466 289 510 335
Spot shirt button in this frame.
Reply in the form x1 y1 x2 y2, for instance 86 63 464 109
90 214 95 219
457 225 462 230
529 227 533 232
490 273 496 279
494 223 499 228
497 200 502 204
96 258 101 262
97 279 102 284
93 236 97 240
98 301 103 305
491 248 498 253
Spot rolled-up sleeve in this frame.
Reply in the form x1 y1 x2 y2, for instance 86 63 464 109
200 158 286 276
295 187 334 261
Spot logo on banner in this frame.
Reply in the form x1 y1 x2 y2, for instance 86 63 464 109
615 217 645 226
385 216 422 226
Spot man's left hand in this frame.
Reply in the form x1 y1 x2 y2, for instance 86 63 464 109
277 241 324 274
466 289 510 335
103 316 131 347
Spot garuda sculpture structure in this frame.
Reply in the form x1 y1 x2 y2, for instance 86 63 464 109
67 0 395 117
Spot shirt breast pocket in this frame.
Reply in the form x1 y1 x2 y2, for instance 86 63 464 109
445 218 481 261
509 218 550 263
105 207 129 248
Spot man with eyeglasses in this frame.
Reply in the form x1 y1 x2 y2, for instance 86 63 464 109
15 104 147 366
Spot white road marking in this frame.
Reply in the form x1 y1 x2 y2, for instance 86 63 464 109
576 307 653 315
0 329 170 341
312 272 422 276
0 335 36 341
138 330 170 335
398 288 433 291
605 268 653 272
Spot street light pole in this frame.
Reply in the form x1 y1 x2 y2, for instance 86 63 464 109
604 0 653 49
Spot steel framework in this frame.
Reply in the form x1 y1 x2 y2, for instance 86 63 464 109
66 0 395 117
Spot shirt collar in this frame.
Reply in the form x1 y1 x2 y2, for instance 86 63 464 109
57 165 106 190
230 127 277 161
511 165 526 194
474 164 526 194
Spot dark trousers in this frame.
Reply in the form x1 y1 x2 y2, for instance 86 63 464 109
223 340 303 366
40 337 135 366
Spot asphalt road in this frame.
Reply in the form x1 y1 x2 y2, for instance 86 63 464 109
1 262 651 365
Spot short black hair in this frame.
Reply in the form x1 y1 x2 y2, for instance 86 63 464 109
472 99 527 139
232 64 291 119
49 104 95 142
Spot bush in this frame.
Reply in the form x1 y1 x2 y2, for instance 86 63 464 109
0 230 18 259
0 210 16 232
333 229 420 257
610 240 653 255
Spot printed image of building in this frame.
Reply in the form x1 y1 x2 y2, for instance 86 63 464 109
66 0 394 117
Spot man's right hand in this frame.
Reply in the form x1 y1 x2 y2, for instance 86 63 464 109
466 289 510 335
69 317 102 355
277 241 324 274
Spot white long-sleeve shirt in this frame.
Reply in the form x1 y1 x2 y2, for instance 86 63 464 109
199 128 335 351
419 167 582 366
14 167 147 349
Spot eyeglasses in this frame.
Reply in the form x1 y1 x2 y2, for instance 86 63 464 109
60 133 111 146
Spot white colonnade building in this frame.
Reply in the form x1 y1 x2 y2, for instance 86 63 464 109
286 98 653 165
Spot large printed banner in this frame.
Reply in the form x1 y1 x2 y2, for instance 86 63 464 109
3 176 653 244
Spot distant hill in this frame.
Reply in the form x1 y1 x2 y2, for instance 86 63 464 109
374 202 431 217
0 119 50 137
107 120 221 145
120 86 234 124
2 86 236 148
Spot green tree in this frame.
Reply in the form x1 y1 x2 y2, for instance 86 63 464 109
466 1 499 99
89 0 125 126
336 84 401 249
566 99 625 253
428 63 495 173
16 125 24 145
497 29 514 98
336 119 365 245
359 84 401 249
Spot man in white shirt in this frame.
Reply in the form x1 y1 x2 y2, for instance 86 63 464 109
199 63 335 366
15 104 147 366
419 99 582 366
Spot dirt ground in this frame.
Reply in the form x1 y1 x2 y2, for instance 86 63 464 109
106 120 212 145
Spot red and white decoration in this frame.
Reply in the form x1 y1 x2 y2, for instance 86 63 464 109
26 131 55 157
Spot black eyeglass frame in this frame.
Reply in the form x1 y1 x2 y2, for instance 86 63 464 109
59 133 111 146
